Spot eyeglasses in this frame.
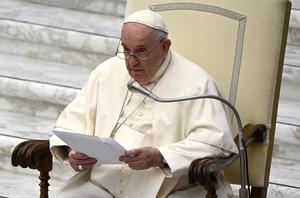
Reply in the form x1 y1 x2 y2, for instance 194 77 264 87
115 39 164 60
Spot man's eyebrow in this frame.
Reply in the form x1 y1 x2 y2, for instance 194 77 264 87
121 42 147 49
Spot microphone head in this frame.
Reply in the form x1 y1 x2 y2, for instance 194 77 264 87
127 79 139 93
127 79 151 97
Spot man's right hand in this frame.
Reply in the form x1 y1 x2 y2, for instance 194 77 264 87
68 150 97 172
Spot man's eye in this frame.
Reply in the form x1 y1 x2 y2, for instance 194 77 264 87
135 48 147 54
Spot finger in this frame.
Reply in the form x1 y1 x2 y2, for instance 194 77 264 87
125 148 142 156
70 158 97 166
127 158 149 167
80 158 97 165
70 151 91 160
119 155 141 163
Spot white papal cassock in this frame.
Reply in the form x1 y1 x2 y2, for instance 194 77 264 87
50 50 238 198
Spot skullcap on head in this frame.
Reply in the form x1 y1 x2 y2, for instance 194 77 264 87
124 9 169 33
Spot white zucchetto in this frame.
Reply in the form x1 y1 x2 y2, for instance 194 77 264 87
124 9 169 33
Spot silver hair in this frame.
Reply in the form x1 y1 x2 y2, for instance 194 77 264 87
153 29 168 41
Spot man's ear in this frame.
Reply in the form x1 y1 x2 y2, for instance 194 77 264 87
161 39 171 56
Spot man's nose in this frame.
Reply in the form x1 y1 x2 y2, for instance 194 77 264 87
127 54 139 66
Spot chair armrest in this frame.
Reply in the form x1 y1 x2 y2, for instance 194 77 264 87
188 124 267 197
11 139 52 172
11 139 52 198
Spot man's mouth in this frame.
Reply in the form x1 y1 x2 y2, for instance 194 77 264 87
130 68 144 75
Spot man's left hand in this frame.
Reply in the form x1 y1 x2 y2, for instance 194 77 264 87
119 146 164 170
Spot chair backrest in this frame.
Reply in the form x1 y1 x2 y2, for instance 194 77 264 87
125 0 291 188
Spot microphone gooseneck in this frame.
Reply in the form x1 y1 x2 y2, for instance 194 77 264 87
127 79 157 99
127 79 249 198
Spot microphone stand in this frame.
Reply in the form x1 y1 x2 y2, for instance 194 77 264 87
127 80 249 198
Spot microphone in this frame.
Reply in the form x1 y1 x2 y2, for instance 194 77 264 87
127 79 249 198
127 80 241 115
127 79 153 97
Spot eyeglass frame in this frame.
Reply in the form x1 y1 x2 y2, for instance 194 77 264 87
115 38 165 60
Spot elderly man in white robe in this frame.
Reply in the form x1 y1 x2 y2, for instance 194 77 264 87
50 9 238 198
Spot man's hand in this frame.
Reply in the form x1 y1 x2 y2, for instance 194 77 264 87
68 150 97 172
119 146 164 170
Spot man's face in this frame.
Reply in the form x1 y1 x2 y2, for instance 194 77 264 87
121 23 170 85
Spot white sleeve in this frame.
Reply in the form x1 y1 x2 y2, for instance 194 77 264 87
158 139 231 177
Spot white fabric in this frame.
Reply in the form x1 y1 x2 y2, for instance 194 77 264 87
124 9 169 33
52 171 233 198
50 50 238 197
52 171 113 198
111 53 170 140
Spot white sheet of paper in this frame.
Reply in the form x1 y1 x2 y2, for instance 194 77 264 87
52 129 127 164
